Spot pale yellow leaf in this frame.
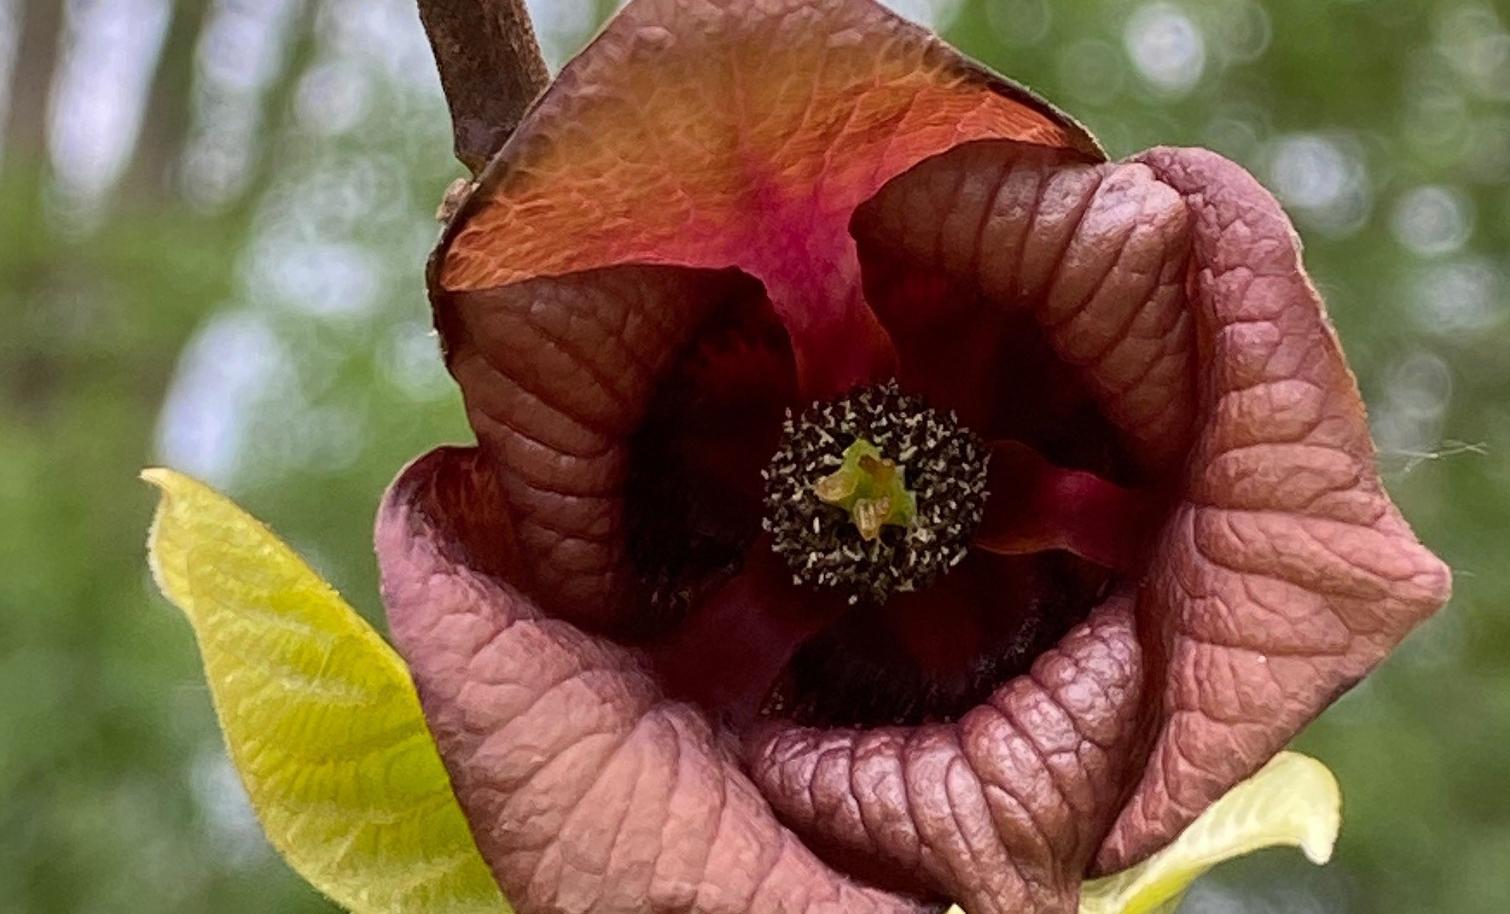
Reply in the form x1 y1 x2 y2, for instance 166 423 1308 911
1078 752 1341 914
143 468 508 914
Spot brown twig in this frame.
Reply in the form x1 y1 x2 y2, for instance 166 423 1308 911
417 0 551 175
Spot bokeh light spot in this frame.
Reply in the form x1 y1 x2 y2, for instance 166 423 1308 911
1391 185 1474 257
1264 133 1372 238
986 0 1052 48
1124 2 1207 97
1409 257 1507 342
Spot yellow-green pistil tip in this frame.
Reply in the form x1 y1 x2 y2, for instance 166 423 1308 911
813 438 917 541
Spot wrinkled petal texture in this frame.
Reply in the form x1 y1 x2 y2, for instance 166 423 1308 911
430 0 1098 631
434 265 752 622
849 141 1196 472
398 0 1452 910
381 446 1146 914
746 598 1143 914
1095 148 1450 870
851 142 1450 870
379 447 927 914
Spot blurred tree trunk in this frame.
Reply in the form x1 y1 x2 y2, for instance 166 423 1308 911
5 0 64 169
125 0 213 202
222 0 318 217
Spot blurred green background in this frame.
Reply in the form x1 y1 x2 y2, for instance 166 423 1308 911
1 0 1506 911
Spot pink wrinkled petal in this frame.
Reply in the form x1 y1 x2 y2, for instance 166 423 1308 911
1093 147 1451 872
377 447 929 914
437 0 1099 399
747 597 1144 914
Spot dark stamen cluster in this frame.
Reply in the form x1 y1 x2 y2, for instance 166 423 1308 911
762 381 989 604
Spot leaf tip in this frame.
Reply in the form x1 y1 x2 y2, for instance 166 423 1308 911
1287 754 1342 865
141 467 185 610
140 465 202 498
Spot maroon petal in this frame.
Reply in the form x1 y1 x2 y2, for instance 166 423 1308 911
648 537 850 727
397 1 1452 906
853 140 1196 473
437 264 773 626
377 447 929 914
1095 148 1451 870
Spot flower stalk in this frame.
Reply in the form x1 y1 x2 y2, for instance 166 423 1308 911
417 0 548 174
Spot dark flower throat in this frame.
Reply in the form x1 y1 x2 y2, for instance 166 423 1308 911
628 299 1124 730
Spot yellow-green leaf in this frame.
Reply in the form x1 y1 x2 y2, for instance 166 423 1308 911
143 468 508 914
1077 752 1342 914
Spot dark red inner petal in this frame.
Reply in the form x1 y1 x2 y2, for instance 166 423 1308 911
975 440 1159 573
765 260 900 400
647 537 850 728
773 549 1113 726
622 283 798 631
849 139 1198 474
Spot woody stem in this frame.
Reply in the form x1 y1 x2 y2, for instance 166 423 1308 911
417 0 550 174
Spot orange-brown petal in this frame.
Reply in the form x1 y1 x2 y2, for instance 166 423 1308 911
435 0 1100 397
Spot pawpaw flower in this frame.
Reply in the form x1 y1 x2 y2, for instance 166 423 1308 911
376 2 1451 912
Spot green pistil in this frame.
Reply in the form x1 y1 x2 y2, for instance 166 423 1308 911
813 439 917 541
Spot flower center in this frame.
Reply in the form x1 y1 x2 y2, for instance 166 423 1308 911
762 381 989 605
